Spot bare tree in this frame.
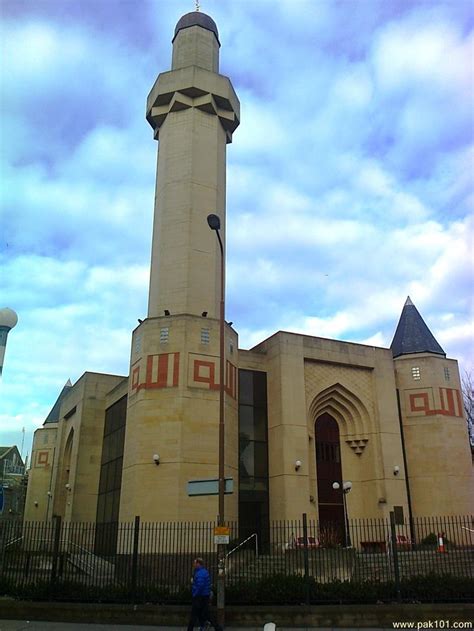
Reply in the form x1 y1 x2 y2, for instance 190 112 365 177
461 369 474 447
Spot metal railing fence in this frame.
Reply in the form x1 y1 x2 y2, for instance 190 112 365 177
0 514 472 603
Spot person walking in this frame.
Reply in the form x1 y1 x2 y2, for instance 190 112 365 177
187 557 223 631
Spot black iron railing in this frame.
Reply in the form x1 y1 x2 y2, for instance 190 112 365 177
0 514 472 603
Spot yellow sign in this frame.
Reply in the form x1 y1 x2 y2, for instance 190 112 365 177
214 526 230 536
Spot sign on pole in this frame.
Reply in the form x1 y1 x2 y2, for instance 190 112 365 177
214 526 230 545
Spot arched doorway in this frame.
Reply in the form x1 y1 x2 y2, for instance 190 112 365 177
315 414 344 543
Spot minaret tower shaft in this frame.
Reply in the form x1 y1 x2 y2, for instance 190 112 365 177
146 13 239 319
120 12 240 523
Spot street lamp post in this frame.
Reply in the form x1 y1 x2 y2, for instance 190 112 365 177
332 481 352 547
206 213 226 626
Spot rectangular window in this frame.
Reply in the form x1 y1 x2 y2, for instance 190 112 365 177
96 394 127 539
160 327 169 344
444 367 450 381
238 369 269 551
201 328 210 344
411 366 421 380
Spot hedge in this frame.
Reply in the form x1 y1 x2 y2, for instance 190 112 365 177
0 573 472 604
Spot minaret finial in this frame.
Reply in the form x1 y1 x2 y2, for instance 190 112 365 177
195 0 200 11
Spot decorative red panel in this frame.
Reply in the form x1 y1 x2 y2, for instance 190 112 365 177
409 387 463 417
130 352 180 393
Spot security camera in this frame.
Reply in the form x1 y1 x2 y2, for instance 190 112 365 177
393 466 400 476
153 453 160 465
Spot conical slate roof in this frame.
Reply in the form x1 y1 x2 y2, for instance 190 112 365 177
391 297 445 359
44 379 73 424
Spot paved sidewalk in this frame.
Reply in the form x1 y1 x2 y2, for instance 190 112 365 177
0 621 394 631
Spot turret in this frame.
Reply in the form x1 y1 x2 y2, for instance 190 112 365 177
391 297 474 516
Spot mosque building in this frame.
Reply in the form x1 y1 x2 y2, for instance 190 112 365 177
24 10 473 544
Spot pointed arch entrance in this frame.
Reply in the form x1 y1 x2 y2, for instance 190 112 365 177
315 414 344 540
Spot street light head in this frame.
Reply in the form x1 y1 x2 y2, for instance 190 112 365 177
207 213 221 231
343 481 352 492
332 482 340 490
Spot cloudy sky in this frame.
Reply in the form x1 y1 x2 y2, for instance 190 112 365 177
1 0 473 457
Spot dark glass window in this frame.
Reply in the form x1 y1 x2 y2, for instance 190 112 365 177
238 370 269 550
95 395 127 555
96 395 127 525
239 370 254 405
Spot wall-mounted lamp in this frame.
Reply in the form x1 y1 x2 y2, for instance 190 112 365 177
153 453 160 466
393 465 400 476
47 491 52 497
65 483 71 491
295 460 302 471
34 500 39 507
309 495 315 503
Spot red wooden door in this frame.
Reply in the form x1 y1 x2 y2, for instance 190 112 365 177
315 414 344 543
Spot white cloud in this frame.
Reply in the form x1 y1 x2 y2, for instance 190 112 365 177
1 0 472 455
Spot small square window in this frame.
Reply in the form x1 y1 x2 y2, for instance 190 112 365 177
201 328 210 344
160 327 169 344
444 367 450 381
411 366 421 380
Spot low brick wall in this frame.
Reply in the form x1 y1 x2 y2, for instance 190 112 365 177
0 600 473 627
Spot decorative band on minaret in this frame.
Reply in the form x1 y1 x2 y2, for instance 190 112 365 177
146 11 240 320
0 307 18 377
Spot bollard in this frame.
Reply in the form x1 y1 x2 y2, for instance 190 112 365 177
437 532 446 553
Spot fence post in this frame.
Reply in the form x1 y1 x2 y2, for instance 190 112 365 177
50 515 62 585
389 512 401 602
131 515 140 599
302 513 310 606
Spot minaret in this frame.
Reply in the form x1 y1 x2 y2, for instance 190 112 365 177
146 11 239 320
0 307 18 377
119 12 240 522
391 297 474 516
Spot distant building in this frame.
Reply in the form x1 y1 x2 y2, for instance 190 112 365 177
24 11 473 545
0 446 26 520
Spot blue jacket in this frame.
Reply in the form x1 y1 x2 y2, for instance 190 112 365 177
192 566 211 597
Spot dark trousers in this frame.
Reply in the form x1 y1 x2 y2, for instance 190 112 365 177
187 595 222 631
